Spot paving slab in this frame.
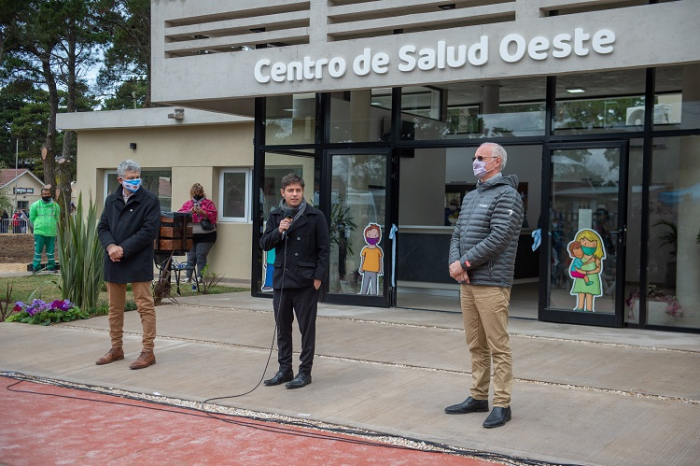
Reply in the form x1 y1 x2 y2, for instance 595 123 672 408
1 295 700 466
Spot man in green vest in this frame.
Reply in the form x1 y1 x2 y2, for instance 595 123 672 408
29 185 60 272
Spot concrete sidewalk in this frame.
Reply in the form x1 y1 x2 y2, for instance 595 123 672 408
1 292 699 465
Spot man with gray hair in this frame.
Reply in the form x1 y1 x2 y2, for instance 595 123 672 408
445 142 524 428
97 159 161 369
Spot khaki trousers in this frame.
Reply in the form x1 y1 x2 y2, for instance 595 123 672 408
106 282 156 351
460 284 512 407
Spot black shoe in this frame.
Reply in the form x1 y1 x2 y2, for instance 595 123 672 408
264 370 294 386
285 372 312 389
444 397 489 414
483 406 512 428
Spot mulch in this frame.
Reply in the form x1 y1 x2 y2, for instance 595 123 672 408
0 234 34 263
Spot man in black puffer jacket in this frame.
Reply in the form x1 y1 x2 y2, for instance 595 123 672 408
445 143 524 429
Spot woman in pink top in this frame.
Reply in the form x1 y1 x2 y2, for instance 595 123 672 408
178 183 218 283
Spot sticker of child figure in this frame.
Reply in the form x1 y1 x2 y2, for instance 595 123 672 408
358 223 384 295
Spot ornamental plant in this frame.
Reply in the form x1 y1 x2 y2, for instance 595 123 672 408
7 299 88 325
56 193 104 311
625 285 683 318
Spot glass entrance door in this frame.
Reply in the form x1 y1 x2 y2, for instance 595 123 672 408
325 149 392 306
255 150 320 295
541 142 628 327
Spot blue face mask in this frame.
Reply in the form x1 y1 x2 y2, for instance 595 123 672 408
122 178 141 193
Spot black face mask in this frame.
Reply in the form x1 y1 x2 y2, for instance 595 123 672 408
42 196 52 202
193 195 204 201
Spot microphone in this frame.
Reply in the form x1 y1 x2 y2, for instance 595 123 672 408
280 207 296 240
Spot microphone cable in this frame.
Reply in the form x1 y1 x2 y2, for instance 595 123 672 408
202 218 290 405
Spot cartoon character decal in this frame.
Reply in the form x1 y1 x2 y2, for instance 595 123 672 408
358 223 384 295
261 248 275 293
566 229 606 312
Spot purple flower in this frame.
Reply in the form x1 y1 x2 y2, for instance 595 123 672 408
50 299 73 312
26 299 49 317
13 302 25 313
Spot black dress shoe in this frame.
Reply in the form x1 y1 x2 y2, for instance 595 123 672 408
264 370 294 386
483 406 512 428
285 372 312 389
444 397 489 414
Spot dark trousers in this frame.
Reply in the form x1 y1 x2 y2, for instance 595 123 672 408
273 286 319 375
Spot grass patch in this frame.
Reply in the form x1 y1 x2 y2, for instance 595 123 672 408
0 274 249 319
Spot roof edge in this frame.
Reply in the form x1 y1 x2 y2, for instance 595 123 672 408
57 107 252 131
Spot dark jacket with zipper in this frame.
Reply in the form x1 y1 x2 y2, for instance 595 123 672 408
260 205 330 290
449 174 524 288
98 186 161 284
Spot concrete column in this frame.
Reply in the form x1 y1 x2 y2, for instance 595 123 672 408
676 65 700 312
481 85 500 114
309 0 328 44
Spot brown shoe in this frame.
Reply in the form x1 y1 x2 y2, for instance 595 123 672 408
129 350 156 370
96 347 124 365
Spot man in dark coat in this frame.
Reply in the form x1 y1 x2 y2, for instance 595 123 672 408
96 159 161 370
445 143 524 428
260 173 330 389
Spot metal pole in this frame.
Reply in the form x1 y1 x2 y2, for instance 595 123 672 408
14 139 19 210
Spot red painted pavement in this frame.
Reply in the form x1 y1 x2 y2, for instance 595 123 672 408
0 376 500 466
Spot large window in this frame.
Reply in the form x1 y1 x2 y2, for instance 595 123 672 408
634 136 700 330
654 66 700 132
401 78 546 141
265 93 316 145
329 89 392 143
554 70 647 135
105 169 172 211
219 169 251 222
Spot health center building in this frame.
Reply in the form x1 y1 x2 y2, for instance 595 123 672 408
149 0 699 332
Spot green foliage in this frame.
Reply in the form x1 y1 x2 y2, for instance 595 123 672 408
94 0 152 106
330 201 358 256
653 219 677 257
199 264 224 295
7 306 88 325
56 193 105 310
101 78 148 110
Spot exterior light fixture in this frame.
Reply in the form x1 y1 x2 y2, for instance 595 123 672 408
438 4 456 10
129 143 137 150
168 108 185 120
566 88 586 94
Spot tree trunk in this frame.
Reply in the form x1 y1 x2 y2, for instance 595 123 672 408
58 32 77 217
41 54 58 192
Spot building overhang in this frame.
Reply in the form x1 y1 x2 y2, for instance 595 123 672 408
57 107 252 132
152 1 700 112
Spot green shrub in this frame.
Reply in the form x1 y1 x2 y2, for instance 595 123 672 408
56 194 104 311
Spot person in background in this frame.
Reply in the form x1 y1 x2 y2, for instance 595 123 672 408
97 159 160 370
445 142 524 429
178 183 217 283
29 185 60 272
0 209 8 234
12 210 21 234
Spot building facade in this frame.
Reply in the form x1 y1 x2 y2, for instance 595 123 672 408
145 0 700 332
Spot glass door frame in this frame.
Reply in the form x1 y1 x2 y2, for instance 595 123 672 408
539 141 629 327
322 147 394 308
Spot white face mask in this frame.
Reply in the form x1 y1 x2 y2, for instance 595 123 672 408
473 159 490 179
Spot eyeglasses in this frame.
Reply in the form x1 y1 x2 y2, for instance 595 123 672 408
472 156 498 162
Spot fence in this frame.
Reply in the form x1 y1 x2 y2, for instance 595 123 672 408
0 218 31 234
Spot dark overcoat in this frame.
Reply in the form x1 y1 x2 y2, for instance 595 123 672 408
260 205 330 290
98 186 161 284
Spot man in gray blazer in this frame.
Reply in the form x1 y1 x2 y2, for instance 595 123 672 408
446 143 524 428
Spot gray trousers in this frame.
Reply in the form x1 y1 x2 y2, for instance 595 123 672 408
186 241 215 279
